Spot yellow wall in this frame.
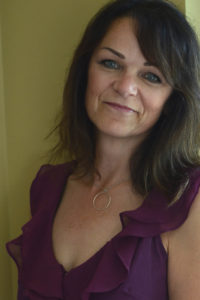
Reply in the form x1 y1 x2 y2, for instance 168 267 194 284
0 10 13 300
0 0 198 299
185 0 200 36
1 0 108 299
174 0 185 12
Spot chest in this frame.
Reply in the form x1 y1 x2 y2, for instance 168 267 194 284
52 190 123 272
52 179 168 272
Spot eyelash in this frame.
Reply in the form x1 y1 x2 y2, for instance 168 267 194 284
98 59 162 84
142 72 162 84
98 59 121 70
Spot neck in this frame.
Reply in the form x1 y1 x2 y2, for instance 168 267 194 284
93 132 141 186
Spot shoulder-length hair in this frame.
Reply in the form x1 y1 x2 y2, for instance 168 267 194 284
51 0 200 204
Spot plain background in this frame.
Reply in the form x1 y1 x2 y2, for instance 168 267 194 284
0 0 198 299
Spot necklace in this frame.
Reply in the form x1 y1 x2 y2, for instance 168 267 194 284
92 179 130 211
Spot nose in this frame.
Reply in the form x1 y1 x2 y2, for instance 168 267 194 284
112 73 138 98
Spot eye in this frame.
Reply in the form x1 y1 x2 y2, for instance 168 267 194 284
98 59 121 70
143 72 161 84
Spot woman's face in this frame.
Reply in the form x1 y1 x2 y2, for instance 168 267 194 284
85 17 172 142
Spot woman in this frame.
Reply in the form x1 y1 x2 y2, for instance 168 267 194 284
7 0 200 299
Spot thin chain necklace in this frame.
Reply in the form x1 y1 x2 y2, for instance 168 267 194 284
92 178 130 211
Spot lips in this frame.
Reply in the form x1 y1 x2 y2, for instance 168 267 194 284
104 101 135 113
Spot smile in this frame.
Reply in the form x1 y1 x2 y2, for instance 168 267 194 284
104 101 135 113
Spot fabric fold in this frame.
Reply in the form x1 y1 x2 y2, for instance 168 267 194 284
120 167 200 237
6 163 200 299
21 215 64 298
82 167 200 299
6 163 74 299
82 237 139 299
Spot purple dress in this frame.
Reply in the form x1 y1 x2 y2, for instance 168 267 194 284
6 162 200 300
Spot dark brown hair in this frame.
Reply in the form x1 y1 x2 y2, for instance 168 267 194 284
51 0 200 203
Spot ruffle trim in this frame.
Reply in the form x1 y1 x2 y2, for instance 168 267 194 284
6 165 200 299
7 216 140 299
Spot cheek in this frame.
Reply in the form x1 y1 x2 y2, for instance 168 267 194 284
150 102 165 115
86 74 108 107
86 61 114 98
145 90 171 115
85 70 100 114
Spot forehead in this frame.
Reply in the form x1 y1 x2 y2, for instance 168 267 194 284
94 17 146 63
99 17 135 46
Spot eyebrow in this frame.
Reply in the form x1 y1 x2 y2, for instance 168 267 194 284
100 47 125 59
100 47 157 68
144 62 157 68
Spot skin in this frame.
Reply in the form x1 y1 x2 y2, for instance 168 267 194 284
85 17 172 145
53 17 200 299
86 17 200 299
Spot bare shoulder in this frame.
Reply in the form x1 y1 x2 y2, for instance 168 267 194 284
166 188 200 299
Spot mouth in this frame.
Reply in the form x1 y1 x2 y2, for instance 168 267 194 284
104 101 136 113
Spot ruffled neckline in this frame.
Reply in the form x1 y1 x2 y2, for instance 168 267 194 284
18 163 200 299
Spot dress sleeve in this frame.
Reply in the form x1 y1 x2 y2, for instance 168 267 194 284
30 164 52 216
6 165 51 272
6 162 73 270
